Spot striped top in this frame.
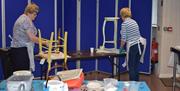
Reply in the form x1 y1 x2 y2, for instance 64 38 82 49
120 18 141 46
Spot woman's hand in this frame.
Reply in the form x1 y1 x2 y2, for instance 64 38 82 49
119 47 125 54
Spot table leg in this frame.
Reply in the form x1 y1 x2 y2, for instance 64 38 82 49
117 58 120 80
40 62 48 80
108 56 120 80
114 57 120 80
40 64 43 80
173 53 178 91
108 56 114 78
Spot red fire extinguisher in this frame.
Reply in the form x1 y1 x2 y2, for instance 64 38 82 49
151 38 158 63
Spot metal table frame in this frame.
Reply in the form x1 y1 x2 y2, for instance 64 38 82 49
35 50 126 80
170 47 180 91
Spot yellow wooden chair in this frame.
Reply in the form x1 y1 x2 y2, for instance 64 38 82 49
50 31 68 70
38 30 68 80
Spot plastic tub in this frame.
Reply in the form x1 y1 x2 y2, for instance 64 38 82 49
6 75 33 91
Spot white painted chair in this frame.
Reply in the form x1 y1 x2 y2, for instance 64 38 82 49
102 17 119 49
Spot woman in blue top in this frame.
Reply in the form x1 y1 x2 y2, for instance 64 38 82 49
120 8 144 81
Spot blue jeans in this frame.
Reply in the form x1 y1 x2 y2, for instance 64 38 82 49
128 43 143 81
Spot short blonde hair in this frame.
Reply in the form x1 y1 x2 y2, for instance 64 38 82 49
24 3 39 14
120 8 132 18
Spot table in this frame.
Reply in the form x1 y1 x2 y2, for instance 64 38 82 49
0 80 44 91
0 80 150 91
170 47 180 91
35 50 126 80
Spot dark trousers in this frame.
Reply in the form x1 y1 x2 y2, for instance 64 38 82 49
10 47 30 71
128 43 143 81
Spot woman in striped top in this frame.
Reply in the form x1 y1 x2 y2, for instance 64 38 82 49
120 7 144 81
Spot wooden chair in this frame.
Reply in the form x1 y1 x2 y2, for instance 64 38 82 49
53 31 68 70
38 30 68 80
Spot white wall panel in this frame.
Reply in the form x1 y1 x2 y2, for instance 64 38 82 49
158 0 180 77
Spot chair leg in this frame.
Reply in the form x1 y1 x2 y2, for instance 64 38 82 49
63 63 68 70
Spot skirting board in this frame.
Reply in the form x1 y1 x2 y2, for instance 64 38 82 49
159 73 180 78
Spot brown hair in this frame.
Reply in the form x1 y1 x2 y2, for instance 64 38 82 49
120 8 132 18
24 3 39 14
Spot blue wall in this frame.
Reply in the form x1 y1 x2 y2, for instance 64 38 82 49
0 0 152 79
63 0 77 69
80 0 97 72
131 0 152 73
